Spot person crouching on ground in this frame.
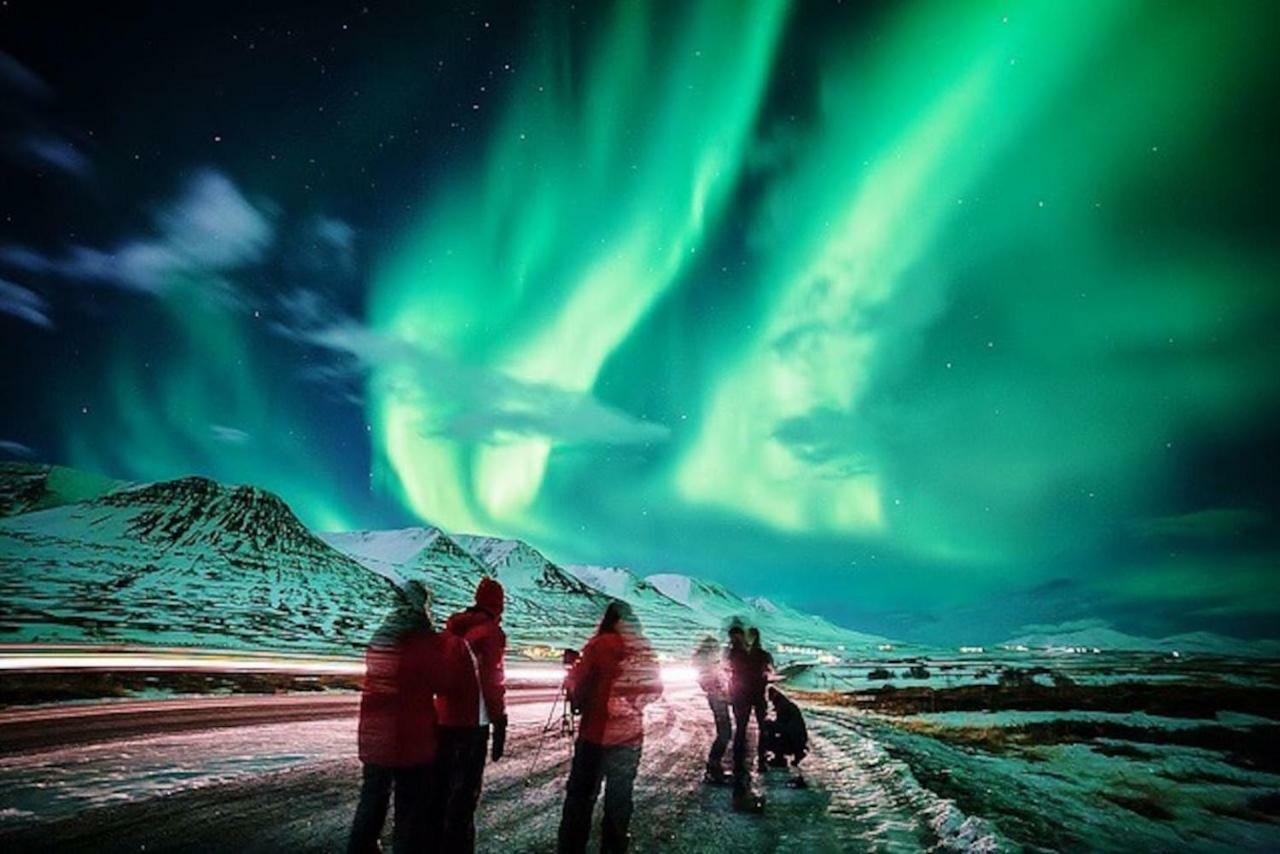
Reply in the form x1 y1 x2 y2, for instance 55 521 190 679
349 581 455 854
762 686 808 769
435 577 508 854
693 635 731 783
558 602 663 854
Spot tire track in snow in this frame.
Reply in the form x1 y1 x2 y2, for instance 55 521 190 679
804 706 1006 852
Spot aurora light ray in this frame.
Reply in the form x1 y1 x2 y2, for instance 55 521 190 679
2 0 1278 643
370 0 788 532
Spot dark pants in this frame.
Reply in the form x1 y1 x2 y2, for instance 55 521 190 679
347 762 435 854
436 725 490 854
731 696 767 792
706 695 732 771
557 738 643 854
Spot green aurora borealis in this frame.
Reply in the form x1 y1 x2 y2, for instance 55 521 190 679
2 0 1278 642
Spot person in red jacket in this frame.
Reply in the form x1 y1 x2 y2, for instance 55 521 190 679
435 576 508 854
557 602 662 854
349 581 464 854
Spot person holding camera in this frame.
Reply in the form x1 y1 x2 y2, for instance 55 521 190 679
557 602 662 854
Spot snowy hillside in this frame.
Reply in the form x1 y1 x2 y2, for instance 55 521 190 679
646 572 890 650
447 534 617 645
0 475 400 654
320 527 488 619
0 462 123 517
563 564 731 644
1003 622 1280 658
0 464 891 659
563 565 637 599
563 567 892 654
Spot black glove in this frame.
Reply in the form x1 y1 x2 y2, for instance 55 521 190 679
490 715 508 762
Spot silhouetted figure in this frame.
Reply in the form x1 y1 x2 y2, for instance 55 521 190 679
349 581 460 854
558 602 663 854
436 577 508 854
726 624 773 810
762 686 808 768
693 635 731 783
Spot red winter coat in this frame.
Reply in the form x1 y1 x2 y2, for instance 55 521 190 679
566 630 663 746
358 624 468 767
436 608 507 727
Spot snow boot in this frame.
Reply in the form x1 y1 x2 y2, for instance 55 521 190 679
732 789 765 814
703 766 730 785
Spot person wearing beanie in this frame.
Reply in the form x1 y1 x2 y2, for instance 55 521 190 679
349 581 463 853
435 576 508 853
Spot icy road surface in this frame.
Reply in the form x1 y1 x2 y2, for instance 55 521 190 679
0 689 999 853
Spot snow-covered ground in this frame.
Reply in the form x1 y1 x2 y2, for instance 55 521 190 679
784 648 1280 693
812 705 1280 851
0 691 1008 852
2 682 1276 851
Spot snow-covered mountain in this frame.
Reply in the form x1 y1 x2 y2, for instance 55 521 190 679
1002 622 1280 658
320 527 489 619
0 475 400 654
563 564 730 645
446 535 617 645
646 572 891 650
0 464 891 658
319 528 614 647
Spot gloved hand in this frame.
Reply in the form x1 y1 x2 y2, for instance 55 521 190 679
490 715 508 762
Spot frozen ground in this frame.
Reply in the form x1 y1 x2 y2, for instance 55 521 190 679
812 707 1280 851
0 689 1006 853
1 686 1277 852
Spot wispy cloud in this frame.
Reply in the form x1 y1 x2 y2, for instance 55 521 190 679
1133 508 1270 542
0 51 51 100
0 278 52 329
12 132 90 178
0 439 36 458
770 407 873 478
311 216 356 274
0 169 274 295
276 291 669 447
209 424 252 445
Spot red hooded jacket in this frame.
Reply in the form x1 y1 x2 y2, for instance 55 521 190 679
357 623 470 767
436 605 507 727
565 629 663 746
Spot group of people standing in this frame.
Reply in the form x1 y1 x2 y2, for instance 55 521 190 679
348 577 507 854
694 623 808 812
349 580 662 854
349 578 806 852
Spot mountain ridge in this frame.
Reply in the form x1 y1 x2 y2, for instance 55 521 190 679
0 464 888 656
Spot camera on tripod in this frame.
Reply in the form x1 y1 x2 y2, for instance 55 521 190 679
559 648 582 720
526 648 584 782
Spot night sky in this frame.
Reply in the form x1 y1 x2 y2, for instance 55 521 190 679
2 1 1278 644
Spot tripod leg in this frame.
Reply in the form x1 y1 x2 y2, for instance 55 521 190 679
542 689 561 733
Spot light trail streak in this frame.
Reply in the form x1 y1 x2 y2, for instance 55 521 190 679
0 646 699 686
